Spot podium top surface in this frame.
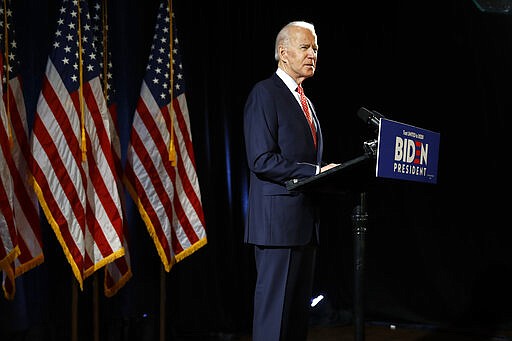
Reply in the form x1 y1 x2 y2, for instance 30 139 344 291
285 153 375 193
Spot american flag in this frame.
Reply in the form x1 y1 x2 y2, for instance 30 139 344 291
30 0 126 289
0 0 44 300
125 0 207 272
89 0 132 296
0 44 19 299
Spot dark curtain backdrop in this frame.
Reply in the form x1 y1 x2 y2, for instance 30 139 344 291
1 0 512 340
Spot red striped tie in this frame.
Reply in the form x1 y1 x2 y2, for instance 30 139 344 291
297 84 317 148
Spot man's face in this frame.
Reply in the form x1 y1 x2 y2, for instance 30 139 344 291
283 26 318 81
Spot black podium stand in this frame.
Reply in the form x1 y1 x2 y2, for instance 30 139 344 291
286 153 375 341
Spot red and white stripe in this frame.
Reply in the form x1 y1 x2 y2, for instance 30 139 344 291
31 60 125 289
125 84 206 272
0 61 19 299
104 102 132 297
6 75 44 278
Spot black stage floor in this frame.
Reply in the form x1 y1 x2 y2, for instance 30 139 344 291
177 323 512 341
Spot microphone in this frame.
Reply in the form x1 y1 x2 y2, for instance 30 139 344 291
357 107 385 131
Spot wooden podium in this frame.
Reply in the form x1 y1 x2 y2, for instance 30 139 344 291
286 152 376 341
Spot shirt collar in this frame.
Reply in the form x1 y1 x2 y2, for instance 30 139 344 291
276 68 299 93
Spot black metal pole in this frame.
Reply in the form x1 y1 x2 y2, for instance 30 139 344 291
352 192 367 341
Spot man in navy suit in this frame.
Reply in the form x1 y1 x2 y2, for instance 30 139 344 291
243 21 338 341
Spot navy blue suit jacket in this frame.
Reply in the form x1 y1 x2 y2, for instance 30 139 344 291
244 73 323 246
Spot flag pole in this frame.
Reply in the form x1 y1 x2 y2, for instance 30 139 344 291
167 0 176 166
72 277 78 341
160 264 166 341
76 0 87 161
74 4 84 340
93 274 100 341
163 1 172 334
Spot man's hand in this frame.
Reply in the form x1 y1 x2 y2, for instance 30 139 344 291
320 163 340 173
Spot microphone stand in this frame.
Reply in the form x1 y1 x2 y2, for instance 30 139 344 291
352 138 377 341
352 192 367 341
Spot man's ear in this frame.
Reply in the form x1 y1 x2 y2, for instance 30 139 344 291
279 46 287 62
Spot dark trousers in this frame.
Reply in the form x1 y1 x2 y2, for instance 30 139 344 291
252 243 317 341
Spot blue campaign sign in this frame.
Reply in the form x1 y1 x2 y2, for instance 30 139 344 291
376 118 440 184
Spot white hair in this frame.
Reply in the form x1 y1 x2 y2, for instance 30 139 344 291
274 21 316 61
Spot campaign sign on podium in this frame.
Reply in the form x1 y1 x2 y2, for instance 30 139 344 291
376 118 440 184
